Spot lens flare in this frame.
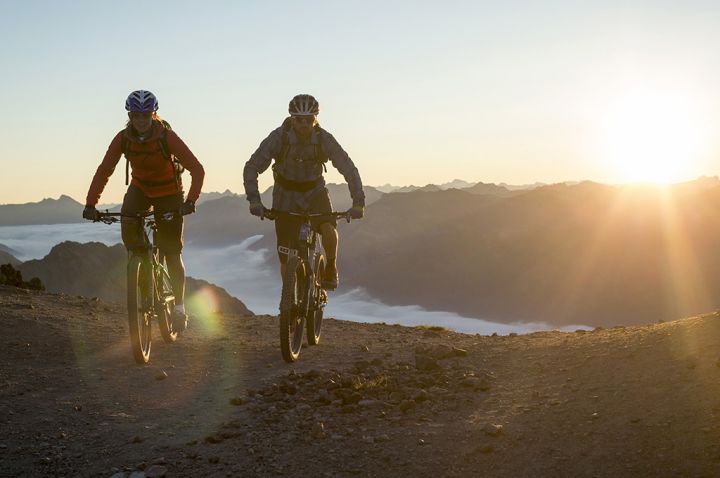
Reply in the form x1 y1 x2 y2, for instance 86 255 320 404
186 286 223 336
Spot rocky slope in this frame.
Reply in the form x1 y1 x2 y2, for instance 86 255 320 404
1 285 720 477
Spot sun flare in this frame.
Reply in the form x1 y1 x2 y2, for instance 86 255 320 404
600 88 707 183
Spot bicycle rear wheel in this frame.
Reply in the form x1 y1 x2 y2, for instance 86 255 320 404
156 263 177 343
127 254 152 364
307 254 326 346
280 256 307 362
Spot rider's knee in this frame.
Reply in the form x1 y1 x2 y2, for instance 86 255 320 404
319 222 336 234
120 217 147 252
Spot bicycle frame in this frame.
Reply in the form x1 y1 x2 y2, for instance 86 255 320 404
267 209 349 362
93 210 180 363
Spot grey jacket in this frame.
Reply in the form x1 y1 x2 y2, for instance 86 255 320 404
243 124 365 212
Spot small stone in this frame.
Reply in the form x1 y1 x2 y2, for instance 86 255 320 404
131 435 144 444
145 465 167 478
413 390 430 402
478 444 494 453
204 435 224 444
591 412 600 420
483 424 503 436
155 371 168 381
415 354 441 371
375 434 390 442
150 457 167 465
452 347 468 357
341 404 358 414
417 439 426 445
311 422 326 438
229 397 245 406
358 399 382 408
304 369 321 380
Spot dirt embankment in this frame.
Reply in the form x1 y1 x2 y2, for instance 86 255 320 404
2 285 720 477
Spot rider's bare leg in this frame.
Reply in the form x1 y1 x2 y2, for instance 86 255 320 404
164 253 186 305
319 223 338 268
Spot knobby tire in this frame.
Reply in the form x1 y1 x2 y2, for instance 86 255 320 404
156 262 177 343
127 254 152 364
280 256 306 362
307 254 326 346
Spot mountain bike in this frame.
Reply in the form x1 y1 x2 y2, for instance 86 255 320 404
264 210 350 362
93 210 180 364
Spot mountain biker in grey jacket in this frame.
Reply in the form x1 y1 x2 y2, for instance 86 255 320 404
243 94 365 290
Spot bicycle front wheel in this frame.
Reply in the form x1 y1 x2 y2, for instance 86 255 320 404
307 254 326 346
127 254 152 364
279 256 307 362
156 263 177 343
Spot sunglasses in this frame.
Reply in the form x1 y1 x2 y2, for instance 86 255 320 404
292 116 315 124
129 112 153 119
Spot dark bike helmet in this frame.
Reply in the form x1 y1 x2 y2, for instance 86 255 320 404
288 94 319 116
125 90 159 112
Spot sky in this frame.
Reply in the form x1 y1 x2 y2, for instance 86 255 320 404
1 0 719 204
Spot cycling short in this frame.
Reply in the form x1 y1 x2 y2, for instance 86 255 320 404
275 188 336 264
120 185 184 255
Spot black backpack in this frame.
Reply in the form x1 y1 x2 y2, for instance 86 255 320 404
121 120 184 190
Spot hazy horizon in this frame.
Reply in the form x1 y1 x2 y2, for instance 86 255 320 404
4 175 720 206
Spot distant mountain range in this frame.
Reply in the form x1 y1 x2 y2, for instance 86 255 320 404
340 178 720 327
7 177 720 328
0 195 85 225
0 181 531 227
17 241 252 316
197 190 241 204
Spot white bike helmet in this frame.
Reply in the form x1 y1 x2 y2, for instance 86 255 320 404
288 94 319 116
125 90 159 112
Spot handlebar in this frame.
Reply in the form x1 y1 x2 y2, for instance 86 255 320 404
91 210 183 225
262 209 351 223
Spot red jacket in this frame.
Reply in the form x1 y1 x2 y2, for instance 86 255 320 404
86 120 205 206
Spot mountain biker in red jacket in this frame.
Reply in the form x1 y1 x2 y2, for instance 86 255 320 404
83 90 205 331
243 94 365 290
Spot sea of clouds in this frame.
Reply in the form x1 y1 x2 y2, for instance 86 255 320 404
0 223 588 335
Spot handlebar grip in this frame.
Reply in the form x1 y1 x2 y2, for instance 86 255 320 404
262 209 276 221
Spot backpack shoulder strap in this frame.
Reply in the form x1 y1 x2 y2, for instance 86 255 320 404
155 121 183 192
277 117 292 164
120 129 131 185
314 125 328 172
157 121 172 162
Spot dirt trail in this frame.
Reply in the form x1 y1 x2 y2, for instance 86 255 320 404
2 285 720 477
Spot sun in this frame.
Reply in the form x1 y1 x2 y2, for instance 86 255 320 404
599 88 706 183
